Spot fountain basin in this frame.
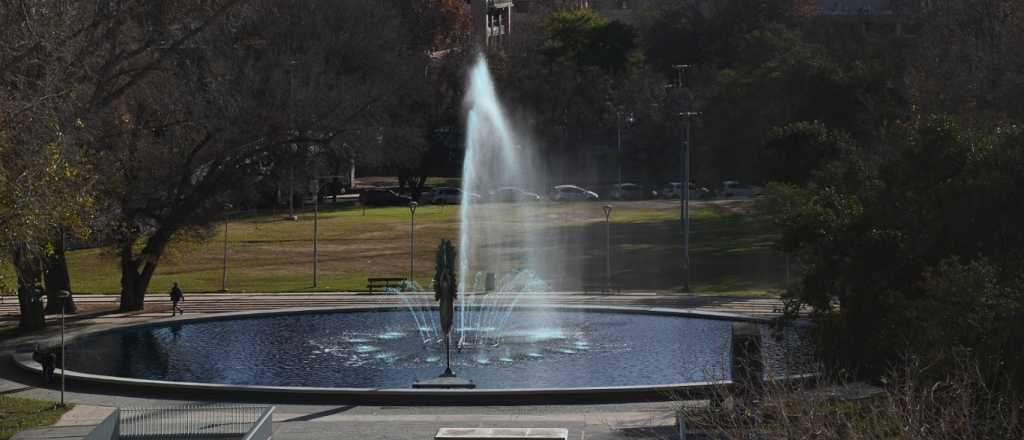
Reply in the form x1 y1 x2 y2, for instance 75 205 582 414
13 305 809 404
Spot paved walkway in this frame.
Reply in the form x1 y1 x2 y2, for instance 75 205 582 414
2 292 783 439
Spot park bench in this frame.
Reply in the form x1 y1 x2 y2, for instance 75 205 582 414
366 277 408 293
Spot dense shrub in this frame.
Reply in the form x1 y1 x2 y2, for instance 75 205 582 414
767 116 1024 390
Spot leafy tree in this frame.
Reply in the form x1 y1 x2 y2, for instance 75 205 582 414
760 121 853 185
0 137 93 330
769 116 1024 389
543 9 638 73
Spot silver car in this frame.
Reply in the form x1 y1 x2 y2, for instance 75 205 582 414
431 187 481 204
489 187 542 203
552 185 599 201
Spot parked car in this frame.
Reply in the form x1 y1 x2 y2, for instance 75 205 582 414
660 182 710 200
609 183 654 200
489 186 542 203
431 187 481 205
717 181 760 198
551 185 599 201
359 188 412 206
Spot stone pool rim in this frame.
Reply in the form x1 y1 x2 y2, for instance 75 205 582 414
12 304 810 404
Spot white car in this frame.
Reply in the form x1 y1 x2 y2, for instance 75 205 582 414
718 181 760 198
552 185 599 201
431 187 480 204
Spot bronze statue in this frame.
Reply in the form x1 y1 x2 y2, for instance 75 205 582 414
434 239 458 377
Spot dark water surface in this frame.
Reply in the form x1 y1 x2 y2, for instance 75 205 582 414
65 310 801 389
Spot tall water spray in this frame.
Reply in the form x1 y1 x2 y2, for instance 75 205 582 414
457 56 555 345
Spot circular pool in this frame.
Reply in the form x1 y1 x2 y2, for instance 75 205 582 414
60 307 803 392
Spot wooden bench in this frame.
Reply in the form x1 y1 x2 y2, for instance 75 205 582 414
435 428 568 440
366 277 408 293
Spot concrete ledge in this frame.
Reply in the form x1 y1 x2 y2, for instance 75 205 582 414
436 428 568 440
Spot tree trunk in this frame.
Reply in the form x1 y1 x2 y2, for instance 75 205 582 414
119 229 171 312
12 246 45 332
43 234 76 314
119 241 145 312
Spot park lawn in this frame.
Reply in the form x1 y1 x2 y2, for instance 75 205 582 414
32 200 784 295
0 395 71 440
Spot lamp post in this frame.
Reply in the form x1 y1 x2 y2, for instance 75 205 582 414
603 205 613 293
56 289 69 407
673 64 696 292
680 111 699 292
409 201 418 285
313 177 319 288
616 111 634 186
220 204 232 293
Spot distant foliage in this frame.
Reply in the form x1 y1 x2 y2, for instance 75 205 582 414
543 9 638 73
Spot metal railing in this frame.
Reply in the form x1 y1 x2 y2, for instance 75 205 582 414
118 404 273 440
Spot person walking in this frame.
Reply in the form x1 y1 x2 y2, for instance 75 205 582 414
33 345 56 384
169 282 184 316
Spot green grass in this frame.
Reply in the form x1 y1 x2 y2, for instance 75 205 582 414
0 395 71 440
10 200 785 296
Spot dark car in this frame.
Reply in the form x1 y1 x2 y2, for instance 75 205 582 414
610 183 653 200
358 188 412 206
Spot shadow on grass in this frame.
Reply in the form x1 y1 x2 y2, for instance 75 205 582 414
469 212 785 293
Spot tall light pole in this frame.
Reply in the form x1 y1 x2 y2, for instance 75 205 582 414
220 204 232 293
285 59 300 221
311 174 348 288
313 177 319 288
680 111 700 292
603 205 613 292
673 64 695 292
57 290 69 407
616 111 634 186
409 201 418 286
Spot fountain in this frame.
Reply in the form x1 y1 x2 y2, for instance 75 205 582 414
35 56 812 402
455 56 562 347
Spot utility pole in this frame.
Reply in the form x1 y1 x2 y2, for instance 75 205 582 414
221 204 232 292
673 64 696 292
311 174 347 288
57 290 69 407
616 111 633 186
603 205 613 292
680 111 699 292
409 201 418 285
313 177 319 288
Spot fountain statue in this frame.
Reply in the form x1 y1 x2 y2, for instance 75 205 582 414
412 238 475 389
434 239 457 378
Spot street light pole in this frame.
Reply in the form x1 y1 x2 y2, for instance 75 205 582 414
313 177 319 288
681 112 698 292
57 290 69 407
221 204 232 293
673 64 695 292
409 201 418 286
603 205 613 293
221 218 228 292
615 111 634 187
616 112 623 186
